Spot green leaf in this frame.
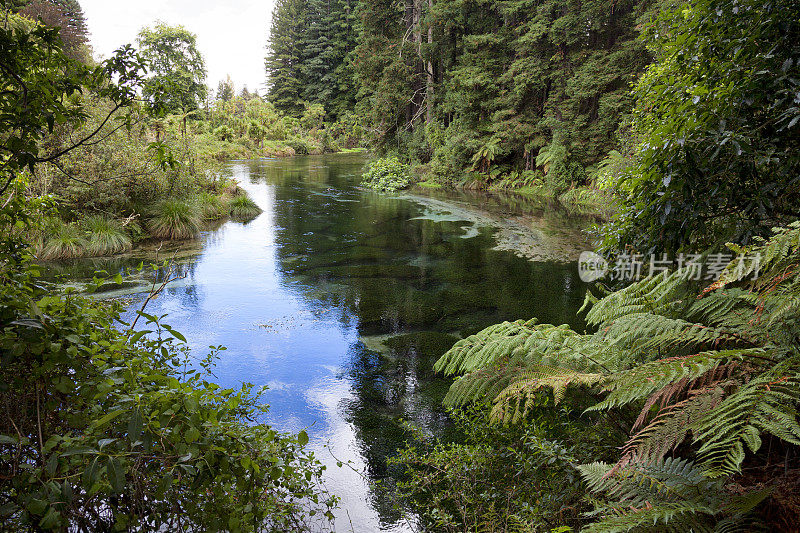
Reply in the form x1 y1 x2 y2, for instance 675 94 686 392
297 430 309 446
107 457 125 493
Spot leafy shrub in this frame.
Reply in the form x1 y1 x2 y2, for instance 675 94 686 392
227 193 262 221
286 135 316 155
361 157 413 192
83 215 132 256
212 125 234 142
147 198 202 240
392 409 593 531
0 252 337 530
536 142 586 195
602 0 800 255
39 222 88 260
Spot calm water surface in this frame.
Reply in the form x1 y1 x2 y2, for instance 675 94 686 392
56 154 595 532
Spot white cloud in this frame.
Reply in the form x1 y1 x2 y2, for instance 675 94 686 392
82 0 275 94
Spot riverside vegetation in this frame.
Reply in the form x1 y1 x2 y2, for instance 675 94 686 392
375 0 800 531
2 0 799 531
0 6 337 531
17 13 367 261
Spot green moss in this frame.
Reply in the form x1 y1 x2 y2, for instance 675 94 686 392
416 180 442 189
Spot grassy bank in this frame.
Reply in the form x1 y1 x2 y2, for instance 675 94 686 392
27 97 368 260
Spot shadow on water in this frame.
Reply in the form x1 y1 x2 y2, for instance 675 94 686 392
44 154 594 532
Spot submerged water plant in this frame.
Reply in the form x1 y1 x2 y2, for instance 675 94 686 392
147 199 202 240
83 215 133 256
228 194 262 221
39 222 88 260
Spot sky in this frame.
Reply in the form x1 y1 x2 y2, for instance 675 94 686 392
82 0 275 95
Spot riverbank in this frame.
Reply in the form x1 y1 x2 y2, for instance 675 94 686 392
364 157 615 220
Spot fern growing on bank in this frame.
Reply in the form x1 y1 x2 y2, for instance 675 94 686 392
435 221 800 530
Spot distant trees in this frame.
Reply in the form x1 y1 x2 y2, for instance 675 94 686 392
265 0 660 187
216 75 235 102
137 22 207 115
19 0 89 60
265 0 357 118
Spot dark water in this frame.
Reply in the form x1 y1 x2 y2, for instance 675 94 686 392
53 154 593 532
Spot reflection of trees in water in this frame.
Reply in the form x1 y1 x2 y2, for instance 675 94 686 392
230 155 590 525
340 332 459 524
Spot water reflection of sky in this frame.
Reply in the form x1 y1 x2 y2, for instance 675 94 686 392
105 156 589 532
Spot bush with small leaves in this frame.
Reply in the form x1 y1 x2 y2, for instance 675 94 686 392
361 157 412 192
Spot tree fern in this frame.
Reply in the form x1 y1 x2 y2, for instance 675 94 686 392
434 222 800 528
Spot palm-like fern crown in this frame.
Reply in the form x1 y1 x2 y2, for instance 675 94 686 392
435 221 800 531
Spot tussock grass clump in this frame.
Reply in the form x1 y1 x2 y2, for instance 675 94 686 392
228 194 262 221
83 215 132 256
147 199 202 240
195 192 227 220
40 222 88 260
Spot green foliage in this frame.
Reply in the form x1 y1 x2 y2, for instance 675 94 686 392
391 409 594 532
216 74 235 102
147 198 202 240
137 22 207 115
603 0 800 255
228 193 263 221
0 8 144 189
195 192 227 220
433 223 800 529
0 12 336 529
82 215 133 256
361 157 412 192
0 251 336 529
265 0 358 118
354 0 656 186
213 125 234 141
19 0 90 61
39 220 87 260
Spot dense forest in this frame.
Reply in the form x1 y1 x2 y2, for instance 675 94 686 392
1 0 799 530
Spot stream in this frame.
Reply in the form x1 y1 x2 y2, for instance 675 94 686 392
49 154 597 532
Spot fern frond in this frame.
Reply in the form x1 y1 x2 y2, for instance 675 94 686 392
598 313 750 359
585 271 689 326
434 319 542 376
692 359 800 477
489 365 605 423
586 350 763 413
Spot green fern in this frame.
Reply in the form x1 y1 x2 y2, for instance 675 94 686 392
434 222 800 529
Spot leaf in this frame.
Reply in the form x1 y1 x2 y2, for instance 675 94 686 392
297 429 309 446
107 457 125 493
92 409 125 429
60 446 98 457
127 410 143 443
98 438 117 450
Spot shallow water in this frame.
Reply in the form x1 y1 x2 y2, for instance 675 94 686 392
51 154 596 532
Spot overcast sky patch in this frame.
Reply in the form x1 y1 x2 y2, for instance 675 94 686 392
82 0 274 95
